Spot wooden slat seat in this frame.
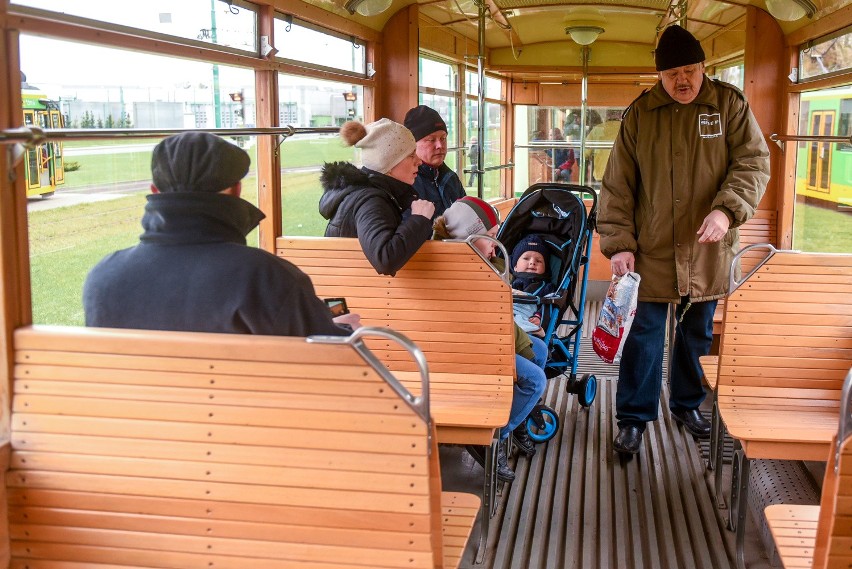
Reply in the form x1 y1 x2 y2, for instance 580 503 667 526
712 210 778 336
701 355 719 391
490 196 518 223
277 237 514 446
715 250 852 569
765 368 852 569
6 325 478 569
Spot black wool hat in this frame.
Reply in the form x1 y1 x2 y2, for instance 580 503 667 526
654 25 705 72
404 105 448 141
511 234 550 271
151 132 250 193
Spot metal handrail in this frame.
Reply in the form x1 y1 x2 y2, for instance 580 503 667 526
770 133 852 144
728 243 779 294
309 327 432 445
0 125 340 147
838 367 852 474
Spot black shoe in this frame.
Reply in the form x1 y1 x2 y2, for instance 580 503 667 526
613 425 643 454
466 445 515 483
496 446 515 483
671 408 711 438
512 425 536 457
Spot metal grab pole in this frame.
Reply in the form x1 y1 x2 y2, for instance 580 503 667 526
476 0 486 199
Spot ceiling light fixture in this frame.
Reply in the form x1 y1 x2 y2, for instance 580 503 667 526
344 0 393 17
764 0 816 21
565 25 604 46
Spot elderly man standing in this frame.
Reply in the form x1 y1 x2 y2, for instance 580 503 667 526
404 105 467 217
597 25 770 455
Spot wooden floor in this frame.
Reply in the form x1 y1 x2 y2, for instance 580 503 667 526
440 347 777 569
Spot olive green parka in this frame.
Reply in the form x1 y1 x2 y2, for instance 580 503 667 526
598 77 771 303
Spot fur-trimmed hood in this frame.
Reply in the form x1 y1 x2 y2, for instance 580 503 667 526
318 161 371 221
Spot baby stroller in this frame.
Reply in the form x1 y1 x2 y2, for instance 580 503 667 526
498 183 598 442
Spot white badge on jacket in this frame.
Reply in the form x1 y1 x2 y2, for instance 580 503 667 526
698 113 723 138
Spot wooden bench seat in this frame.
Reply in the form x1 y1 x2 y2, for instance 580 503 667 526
277 237 514 446
6 325 478 568
764 368 852 569
714 249 852 569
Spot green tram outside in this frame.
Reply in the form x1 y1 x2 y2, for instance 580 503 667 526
21 81 64 198
798 86 852 211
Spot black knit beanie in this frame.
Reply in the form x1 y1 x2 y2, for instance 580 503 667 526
404 105 448 141
654 25 705 71
152 132 250 193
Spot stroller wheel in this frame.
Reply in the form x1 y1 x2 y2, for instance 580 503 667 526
566 373 597 407
525 405 559 443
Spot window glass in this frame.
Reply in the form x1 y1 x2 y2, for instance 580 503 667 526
274 16 365 75
420 58 457 92
514 106 623 194
465 99 501 199
12 0 257 52
465 70 501 100
711 62 744 90
20 35 257 326
793 86 852 253
799 26 852 81
278 74 361 237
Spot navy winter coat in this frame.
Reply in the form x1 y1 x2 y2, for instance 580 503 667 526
412 162 467 218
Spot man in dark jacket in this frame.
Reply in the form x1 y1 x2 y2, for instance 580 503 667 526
404 105 467 217
598 25 769 455
84 132 351 337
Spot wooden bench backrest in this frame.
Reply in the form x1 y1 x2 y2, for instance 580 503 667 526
813 370 852 569
717 251 852 404
277 237 514 378
490 197 518 224
712 211 778 334
7 325 445 568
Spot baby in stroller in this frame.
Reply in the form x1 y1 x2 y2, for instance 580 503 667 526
510 234 557 337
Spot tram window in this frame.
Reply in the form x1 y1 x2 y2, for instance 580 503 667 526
793 87 852 254
798 25 852 81
420 57 457 92
278 73 361 237
274 16 366 76
465 70 502 100
21 34 258 326
12 0 258 54
838 99 852 151
711 61 744 90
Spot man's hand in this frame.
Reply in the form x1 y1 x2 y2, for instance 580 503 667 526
411 199 436 220
333 312 362 330
697 209 730 244
610 251 635 276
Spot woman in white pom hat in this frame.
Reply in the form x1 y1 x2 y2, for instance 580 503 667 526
319 118 436 276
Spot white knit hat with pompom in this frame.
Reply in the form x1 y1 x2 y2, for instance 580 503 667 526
340 118 415 174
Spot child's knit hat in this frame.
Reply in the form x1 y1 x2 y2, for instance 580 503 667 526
511 234 550 269
340 118 415 174
440 196 500 239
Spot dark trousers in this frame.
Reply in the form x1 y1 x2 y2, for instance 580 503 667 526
615 298 717 430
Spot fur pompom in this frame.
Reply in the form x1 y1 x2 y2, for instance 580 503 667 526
431 216 452 240
340 121 367 147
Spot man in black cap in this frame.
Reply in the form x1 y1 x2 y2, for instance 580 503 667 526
83 132 354 337
597 25 770 455
403 105 467 217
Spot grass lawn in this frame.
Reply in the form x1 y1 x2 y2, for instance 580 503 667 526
793 202 852 253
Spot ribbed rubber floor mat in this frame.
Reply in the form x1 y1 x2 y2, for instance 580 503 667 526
457 376 734 569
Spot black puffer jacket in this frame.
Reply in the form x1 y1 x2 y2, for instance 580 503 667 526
84 192 347 337
319 162 432 276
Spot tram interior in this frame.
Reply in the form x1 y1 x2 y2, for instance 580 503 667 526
1 0 851 567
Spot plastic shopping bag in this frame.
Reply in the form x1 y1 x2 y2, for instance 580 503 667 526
592 272 641 364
